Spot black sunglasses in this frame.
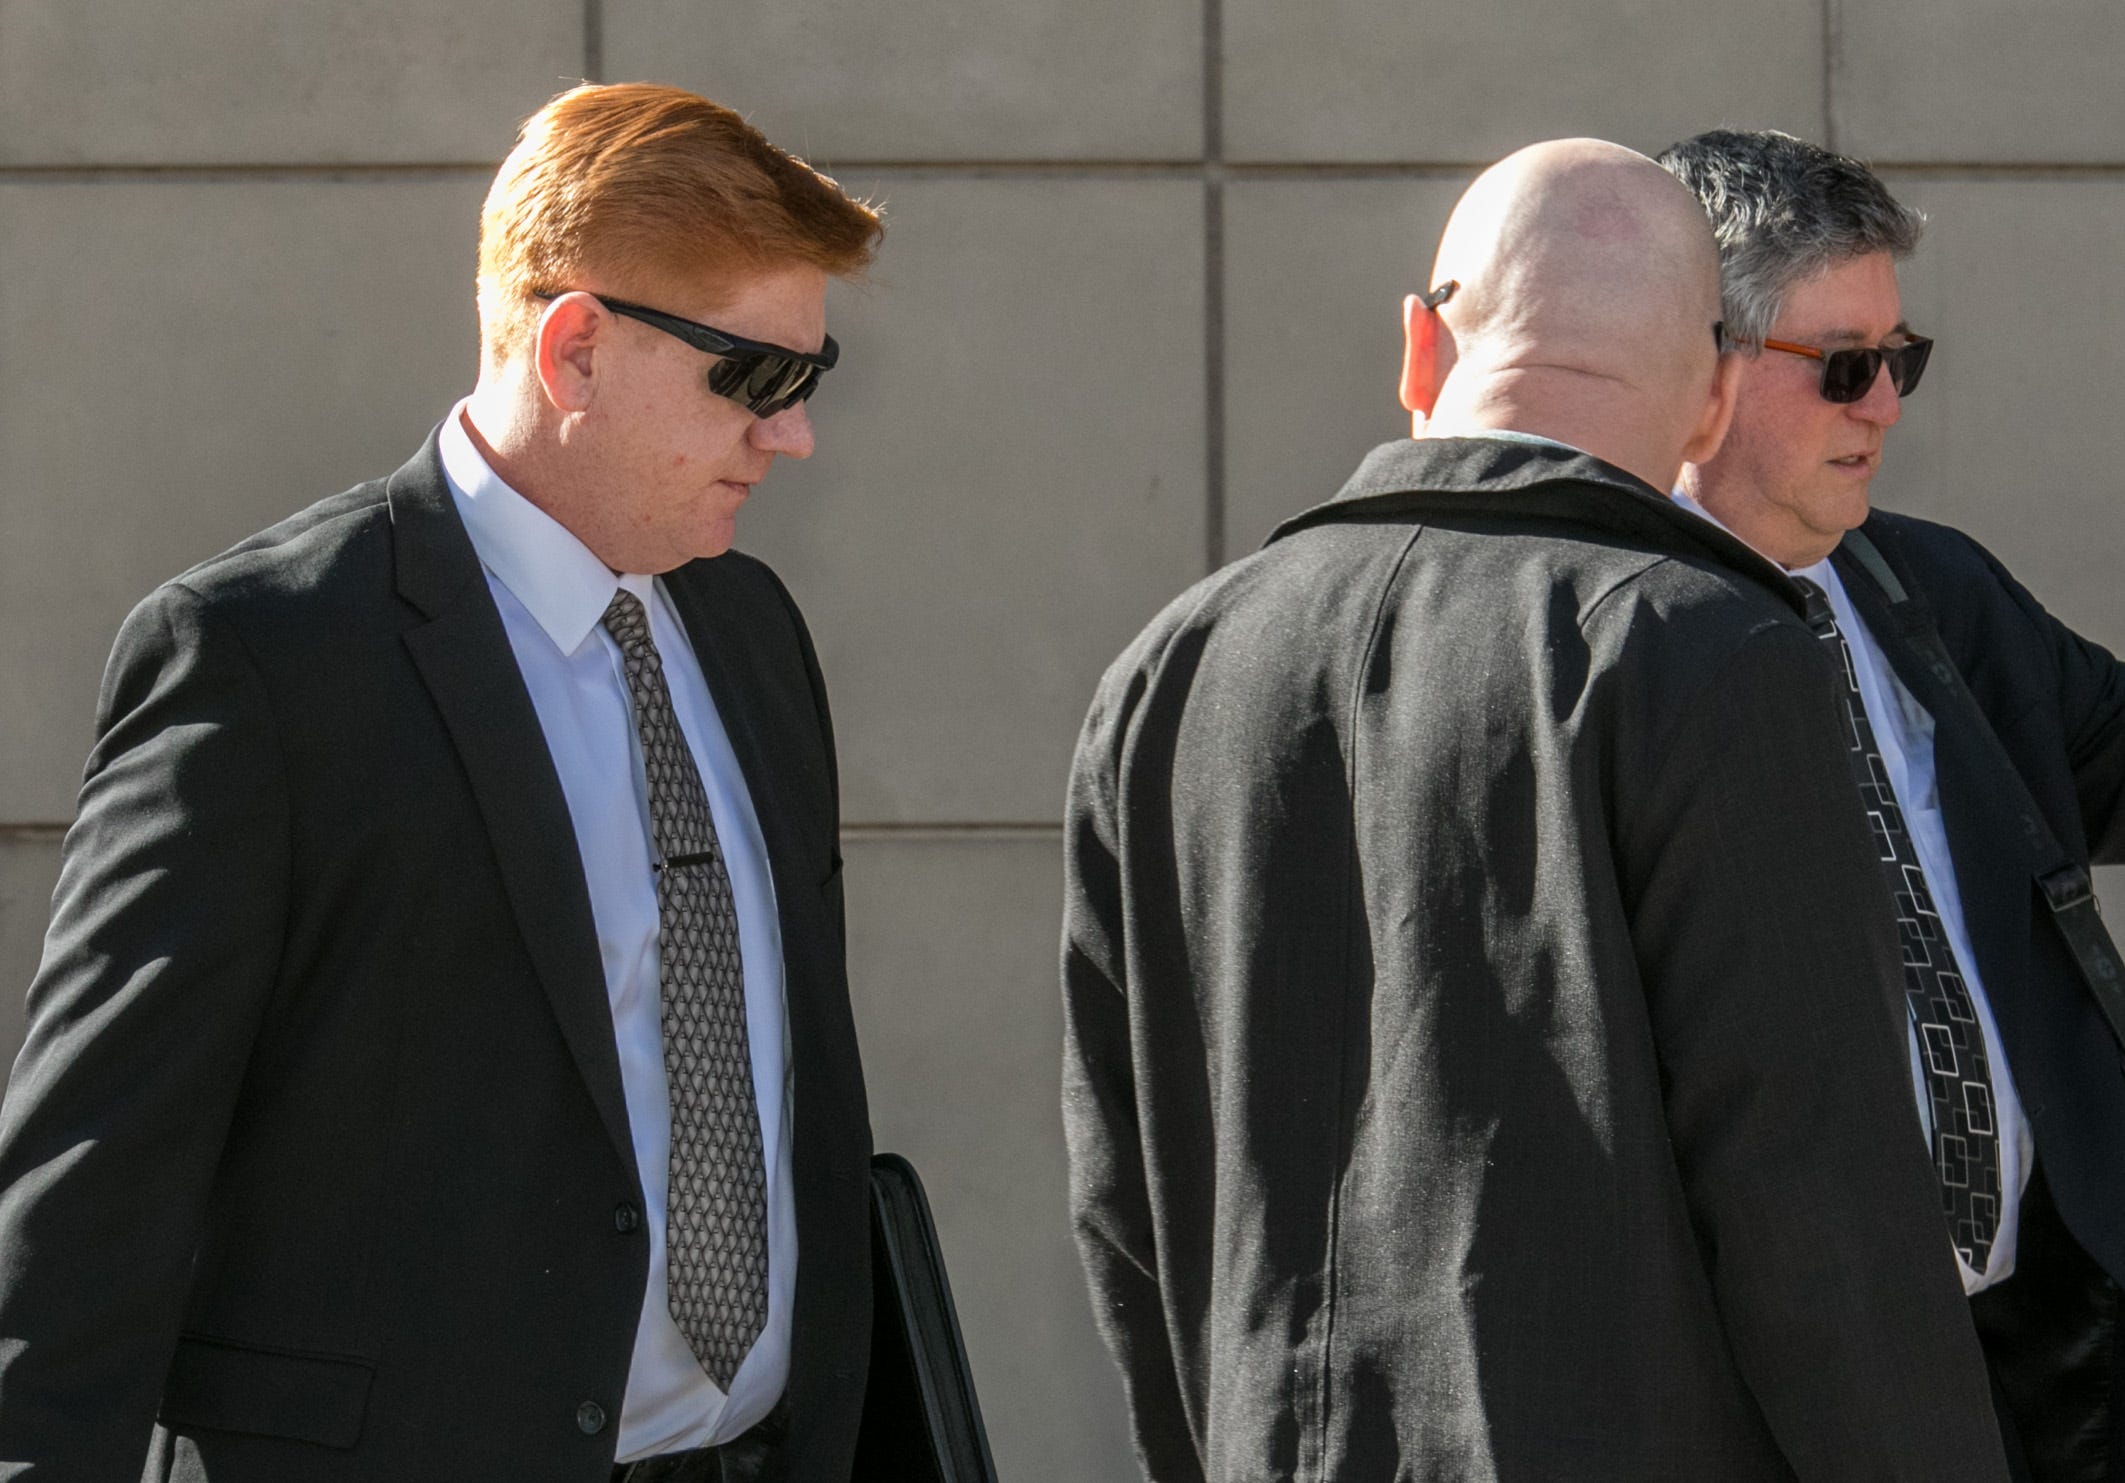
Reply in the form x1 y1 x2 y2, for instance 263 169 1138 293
536 291 838 417
1759 334 1933 404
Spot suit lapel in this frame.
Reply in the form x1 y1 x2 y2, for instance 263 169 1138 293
659 562 821 920
387 436 640 1184
1834 547 2037 1014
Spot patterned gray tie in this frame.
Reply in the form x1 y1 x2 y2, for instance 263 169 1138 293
1794 578 2002 1270
602 588 769 1389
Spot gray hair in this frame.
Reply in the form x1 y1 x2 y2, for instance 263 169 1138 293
1655 130 1922 347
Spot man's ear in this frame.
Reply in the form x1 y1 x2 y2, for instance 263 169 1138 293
1399 292 1441 418
1680 349 1743 468
533 293 604 414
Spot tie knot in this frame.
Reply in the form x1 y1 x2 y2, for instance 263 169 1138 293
601 588 653 651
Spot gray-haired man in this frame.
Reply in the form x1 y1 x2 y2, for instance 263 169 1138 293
1662 127 2125 1482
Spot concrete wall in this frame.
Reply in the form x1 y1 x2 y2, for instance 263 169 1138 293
2 2 2120 1477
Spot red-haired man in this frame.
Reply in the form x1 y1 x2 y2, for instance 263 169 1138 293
0 84 881 1483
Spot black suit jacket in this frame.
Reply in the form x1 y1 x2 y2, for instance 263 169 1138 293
0 432 873 1482
1062 438 2011 1482
1832 512 2125 1286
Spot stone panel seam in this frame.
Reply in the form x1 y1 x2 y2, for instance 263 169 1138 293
1203 0 1226 573
0 165 499 181
0 162 1203 180
7 163 2123 182
0 826 67 842
760 162 1218 178
1201 161 2125 176
585 0 604 83
1863 164 2125 179
1823 0 1842 149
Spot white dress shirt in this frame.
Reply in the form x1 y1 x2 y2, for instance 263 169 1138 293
1675 493 2034 1293
440 404 797 1459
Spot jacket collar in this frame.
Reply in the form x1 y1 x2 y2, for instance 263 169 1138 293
1271 437 1804 615
386 425 485 621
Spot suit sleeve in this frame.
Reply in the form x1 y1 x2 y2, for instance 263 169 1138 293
0 582 289 1479
1060 667 1203 1483
1962 539 2125 862
1620 623 2010 1483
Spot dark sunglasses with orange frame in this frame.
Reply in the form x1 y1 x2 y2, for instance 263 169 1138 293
1757 333 1933 404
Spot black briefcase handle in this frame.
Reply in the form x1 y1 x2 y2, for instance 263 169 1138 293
853 1153 1000 1482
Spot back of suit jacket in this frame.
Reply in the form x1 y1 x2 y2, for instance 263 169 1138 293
0 437 873 1482
1064 439 2008 1483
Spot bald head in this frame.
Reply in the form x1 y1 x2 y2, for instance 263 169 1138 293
1402 138 1738 490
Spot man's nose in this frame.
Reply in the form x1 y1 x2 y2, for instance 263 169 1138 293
1852 357 1903 428
750 401 815 460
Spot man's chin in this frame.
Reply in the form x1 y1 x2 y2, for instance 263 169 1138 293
691 519 738 561
1815 481 1874 534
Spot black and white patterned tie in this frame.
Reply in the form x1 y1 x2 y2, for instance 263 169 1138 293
1795 577 2001 1270
602 588 769 1389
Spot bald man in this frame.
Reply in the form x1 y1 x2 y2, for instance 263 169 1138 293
1061 140 2012 1481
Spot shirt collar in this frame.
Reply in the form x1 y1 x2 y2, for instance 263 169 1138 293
439 400 630 656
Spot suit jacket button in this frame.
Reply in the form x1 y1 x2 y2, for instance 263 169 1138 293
577 1401 607 1434
614 1203 641 1233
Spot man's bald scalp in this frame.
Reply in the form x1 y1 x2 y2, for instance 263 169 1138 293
1431 138 1722 392
1409 137 1736 489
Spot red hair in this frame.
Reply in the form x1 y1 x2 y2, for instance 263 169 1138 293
477 83 882 364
